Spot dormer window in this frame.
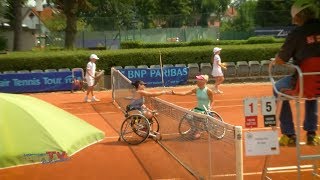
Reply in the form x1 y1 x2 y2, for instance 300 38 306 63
29 13 35 19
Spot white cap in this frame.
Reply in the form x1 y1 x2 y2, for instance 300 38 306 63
90 54 99 60
291 0 313 18
213 47 222 54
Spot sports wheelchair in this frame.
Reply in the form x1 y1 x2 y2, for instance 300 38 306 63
119 105 162 145
178 106 226 140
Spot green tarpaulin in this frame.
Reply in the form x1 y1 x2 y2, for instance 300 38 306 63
0 93 105 169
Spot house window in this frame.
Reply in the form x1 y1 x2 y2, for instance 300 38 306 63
29 13 35 19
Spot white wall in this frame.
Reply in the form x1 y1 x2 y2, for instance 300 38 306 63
23 11 49 34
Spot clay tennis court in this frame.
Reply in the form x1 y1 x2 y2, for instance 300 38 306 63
0 83 319 180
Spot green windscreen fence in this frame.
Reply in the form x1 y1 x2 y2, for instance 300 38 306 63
46 27 255 48
119 27 219 42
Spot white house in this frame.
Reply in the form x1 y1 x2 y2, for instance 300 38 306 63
0 6 53 51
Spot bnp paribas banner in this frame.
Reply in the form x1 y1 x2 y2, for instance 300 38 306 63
120 67 189 87
0 71 82 93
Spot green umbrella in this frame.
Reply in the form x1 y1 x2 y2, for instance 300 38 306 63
0 93 105 169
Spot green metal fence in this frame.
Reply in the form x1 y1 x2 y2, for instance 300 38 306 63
45 27 257 49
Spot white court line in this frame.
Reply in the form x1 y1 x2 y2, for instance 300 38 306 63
154 178 183 180
173 98 243 104
173 101 245 108
62 106 118 110
73 112 118 116
63 107 94 110
174 100 314 106
211 168 316 178
244 124 320 131
105 136 120 139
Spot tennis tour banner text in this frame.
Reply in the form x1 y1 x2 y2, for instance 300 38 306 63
0 71 82 93
120 67 189 87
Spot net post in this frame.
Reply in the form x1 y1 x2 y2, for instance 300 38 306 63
159 50 165 88
111 67 115 102
208 125 212 179
235 126 243 180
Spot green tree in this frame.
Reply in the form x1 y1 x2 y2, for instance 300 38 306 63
45 13 90 32
80 0 136 31
0 0 5 19
255 0 293 27
199 0 231 26
156 0 193 27
221 0 257 32
80 0 233 30
134 0 157 28
47 0 93 49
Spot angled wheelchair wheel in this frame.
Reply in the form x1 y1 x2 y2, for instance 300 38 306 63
149 116 160 133
120 114 150 145
149 115 162 141
207 111 226 140
178 113 194 136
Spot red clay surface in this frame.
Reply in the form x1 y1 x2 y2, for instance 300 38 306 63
0 83 319 180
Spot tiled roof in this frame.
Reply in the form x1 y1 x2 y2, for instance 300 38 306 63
225 7 237 17
31 7 55 21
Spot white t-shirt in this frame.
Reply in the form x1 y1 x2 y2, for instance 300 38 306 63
85 61 96 79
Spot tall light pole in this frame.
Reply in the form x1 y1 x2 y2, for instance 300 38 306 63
35 0 43 47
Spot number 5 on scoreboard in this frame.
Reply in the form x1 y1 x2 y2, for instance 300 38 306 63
261 97 276 116
244 98 258 116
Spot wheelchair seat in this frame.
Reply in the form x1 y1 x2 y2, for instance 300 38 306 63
125 105 143 117
283 57 320 99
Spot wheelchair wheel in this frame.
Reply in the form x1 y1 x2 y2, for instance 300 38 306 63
149 116 160 133
120 114 150 145
207 111 226 140
178 113 194 136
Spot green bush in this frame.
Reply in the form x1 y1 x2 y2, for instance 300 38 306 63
0 43 281 75
120 38 279 49
246 36 276 44
120 41 142 49
274 38 285 43
213 40 248 45
188 39 213 46
0 36 7 51
142 42 188 48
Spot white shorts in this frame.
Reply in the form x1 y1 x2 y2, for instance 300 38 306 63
86 77 95 86
211 68 224 77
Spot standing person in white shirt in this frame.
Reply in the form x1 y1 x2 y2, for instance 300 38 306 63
211 47 227 94
84 54 100 102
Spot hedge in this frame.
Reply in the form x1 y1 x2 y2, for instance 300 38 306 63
121 36 285 49
0 43 282 75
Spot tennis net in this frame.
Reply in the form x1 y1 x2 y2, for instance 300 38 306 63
111 68 243 179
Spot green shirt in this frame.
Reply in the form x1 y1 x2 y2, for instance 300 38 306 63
196 87 210 111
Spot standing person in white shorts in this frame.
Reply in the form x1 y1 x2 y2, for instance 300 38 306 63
211 47 227 94
84 54 100 102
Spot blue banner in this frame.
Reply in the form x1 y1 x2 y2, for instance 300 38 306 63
0 71 83 93
120 67 189 87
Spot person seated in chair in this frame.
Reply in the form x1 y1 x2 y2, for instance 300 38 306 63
271 0 320 146
128 80 172 120
171 75 215 139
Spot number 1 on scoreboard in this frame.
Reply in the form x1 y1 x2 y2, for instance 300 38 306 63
244 98 258 116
